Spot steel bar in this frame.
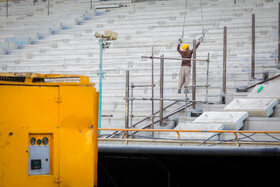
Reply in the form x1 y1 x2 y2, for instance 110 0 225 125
100 128 280 141
131 101 178 128
125 70 129 129
160 54 164 126
278 2 280 68
151 47 155 135
100 128 280 134
192 40 197 109
129 103 189 136
90 0 93 9
184 84 210 88
251 14 255 79
185 83 188 112
125 97 207 103
141 56 208 62
106 101 178 138
236 73 280 92
102 115 113 117
131 115 156 118
130 83 134 128
131 84 154 88
121 102 191 135
222 26 227 104
206 52 210 103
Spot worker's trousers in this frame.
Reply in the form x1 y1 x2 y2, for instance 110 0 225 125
178 66 191 91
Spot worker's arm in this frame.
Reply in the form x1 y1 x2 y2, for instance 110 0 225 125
190 42 200 53
196 41 201 49
177 44 183 54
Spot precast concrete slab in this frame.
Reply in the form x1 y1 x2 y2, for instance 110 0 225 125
224 98 278 117
167 122 224 140
193 112 249 130
248 84 280 101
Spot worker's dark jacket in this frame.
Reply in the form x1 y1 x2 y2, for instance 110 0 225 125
177 42 200 67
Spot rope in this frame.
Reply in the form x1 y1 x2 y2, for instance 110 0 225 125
199 0 205 37
181 0 187 39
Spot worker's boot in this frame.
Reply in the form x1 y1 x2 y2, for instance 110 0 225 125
178 90 181 94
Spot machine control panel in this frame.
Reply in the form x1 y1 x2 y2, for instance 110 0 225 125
31 159 42 170
28 134 52 176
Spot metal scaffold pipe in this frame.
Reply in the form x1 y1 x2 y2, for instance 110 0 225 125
141 56 209 62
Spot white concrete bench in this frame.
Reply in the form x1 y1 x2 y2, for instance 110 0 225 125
193 111 249 130
224 98 278 117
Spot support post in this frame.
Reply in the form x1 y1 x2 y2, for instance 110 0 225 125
251 14 255 79
125 70 130 129
151 47 155 133
222 26 227 104
160 54 164 126
130 83 134 128
192 40 197 109
98 39 104 133
206 52 210 103
278 2 280 68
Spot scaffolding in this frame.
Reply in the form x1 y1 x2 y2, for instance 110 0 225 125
113 44 211 138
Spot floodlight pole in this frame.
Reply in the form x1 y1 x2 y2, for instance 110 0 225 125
98 39 104 133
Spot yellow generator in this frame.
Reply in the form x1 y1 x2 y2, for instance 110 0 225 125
0 73 98 187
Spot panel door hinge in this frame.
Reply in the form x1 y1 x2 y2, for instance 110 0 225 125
54 96 62 103
55 177 63 184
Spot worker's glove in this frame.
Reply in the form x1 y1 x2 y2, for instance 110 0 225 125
178 38 182 44
199 36 204 43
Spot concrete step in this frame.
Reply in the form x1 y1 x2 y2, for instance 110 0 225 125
224 98 278 117
193 111 249 130
243 116 280 131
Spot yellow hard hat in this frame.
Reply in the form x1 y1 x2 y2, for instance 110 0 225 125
182 44 189 51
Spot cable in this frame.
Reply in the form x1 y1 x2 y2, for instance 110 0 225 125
181 0 205 39
265 133 280 141
198 133 220 146
181 0 188 39
199 0 205 37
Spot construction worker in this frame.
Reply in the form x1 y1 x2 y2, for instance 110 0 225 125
177 37 203 94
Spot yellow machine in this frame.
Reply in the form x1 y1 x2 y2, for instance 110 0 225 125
0 73 98 187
